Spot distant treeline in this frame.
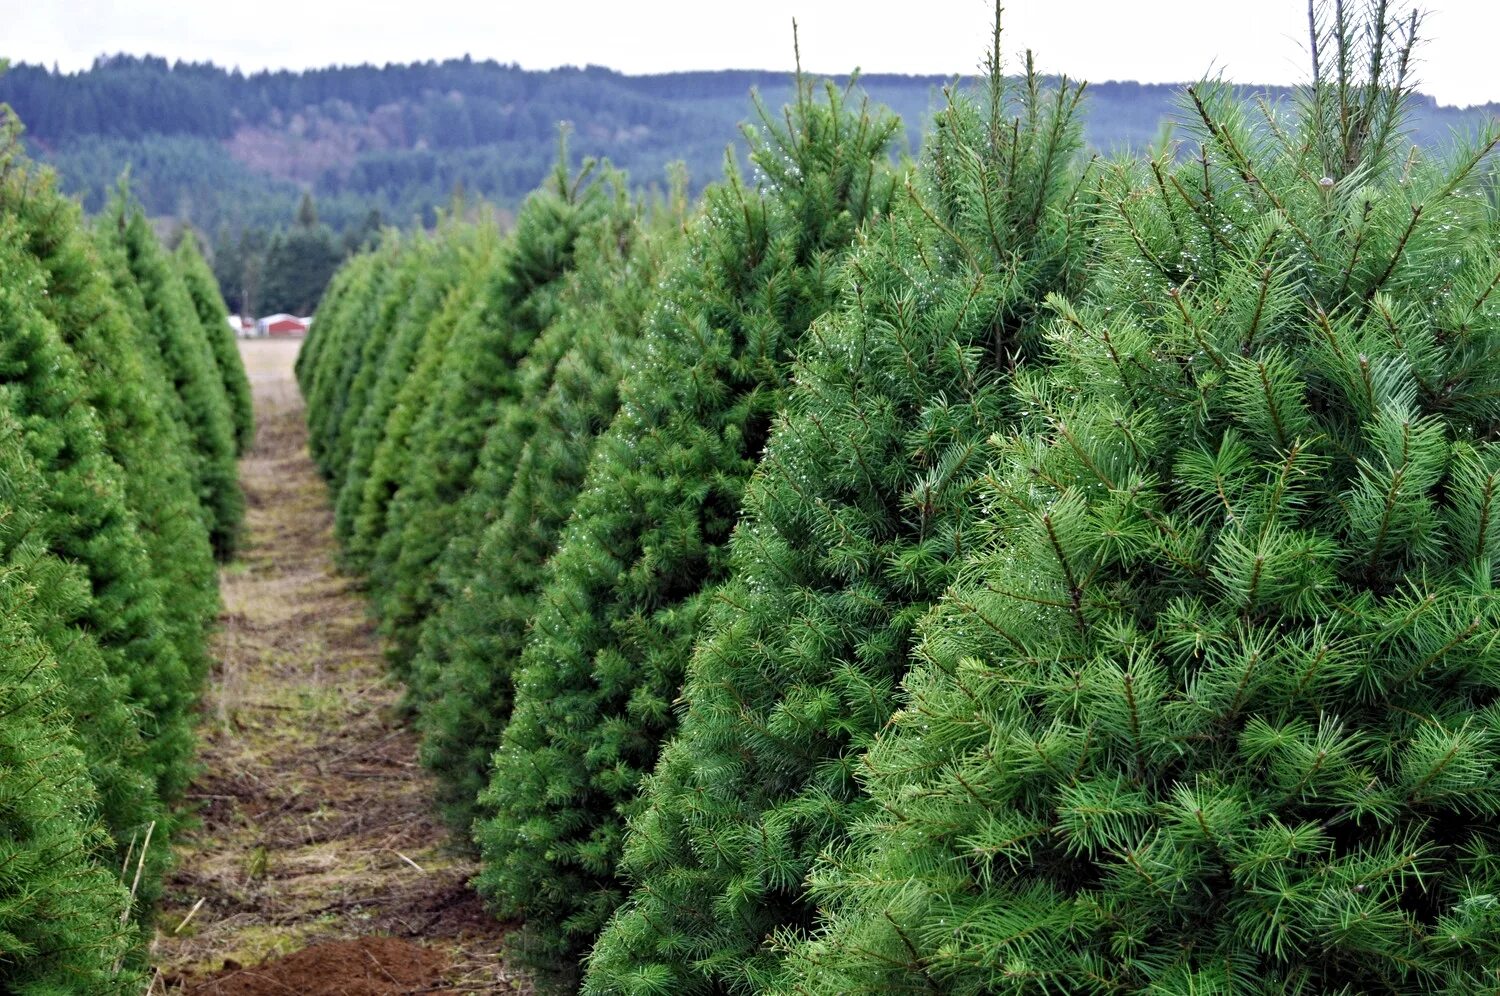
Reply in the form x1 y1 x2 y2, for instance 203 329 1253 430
5 56 1495 231
1 54 1493 315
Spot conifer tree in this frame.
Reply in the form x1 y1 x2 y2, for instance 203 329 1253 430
361 223 501 622
87 228 221 687
585 39 1092 994
411 177 682 830
339 230 470 571
0 408 141 995
177 230 255 455
1 129 218 788
103 193 244 557
785 8 1500 992
328 238 425 549
301 246 389 477
377 158 620 673
472 74 900 980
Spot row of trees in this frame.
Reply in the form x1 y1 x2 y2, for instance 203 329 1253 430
301 5 1500 993
0 109 251 991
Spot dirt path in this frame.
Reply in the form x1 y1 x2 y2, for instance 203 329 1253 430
153 338 526 995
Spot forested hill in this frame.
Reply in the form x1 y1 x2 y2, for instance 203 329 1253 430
5 55 1496 238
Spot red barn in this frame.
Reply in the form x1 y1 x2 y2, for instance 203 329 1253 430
257 314 310 337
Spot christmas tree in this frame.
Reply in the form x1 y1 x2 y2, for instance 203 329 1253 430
177 230 255 455
349 221 495 589
472 72 900 981
785 6 1500 992
0 406 141 994
585 29 1092 993
411 173 681 831
300 243 392 479
102 193 244 558
331 234 441 561
375 155 619 673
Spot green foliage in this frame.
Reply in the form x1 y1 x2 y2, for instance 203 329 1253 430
471 77 901 981
584 51 1093 995
0 125 220 972
411 174 682 832
781 12 1500 993
177 230 255 454
326 240 425 549
299 245 391 478
102 192 244 557
378 158 623 680
339 230 473 571
0 409 142 995
361 222 502 630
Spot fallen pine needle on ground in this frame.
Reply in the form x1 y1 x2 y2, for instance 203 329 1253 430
151 337 528 995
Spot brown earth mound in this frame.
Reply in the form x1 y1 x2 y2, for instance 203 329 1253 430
179 936 447 995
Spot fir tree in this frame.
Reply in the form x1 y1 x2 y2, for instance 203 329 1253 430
300 246 390 478
411 176 682 831
327 237 425 549
472 74 900 981
786 8 1500 992
102 192 244 557
360 221 501 624
1 128 218 785
0 408 142 995
585 38 1092 994
177 230 255 455
87 226 220 688
377 158 620 674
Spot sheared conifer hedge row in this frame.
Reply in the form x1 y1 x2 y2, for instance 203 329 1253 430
303 5 1500 992
0 111 249 990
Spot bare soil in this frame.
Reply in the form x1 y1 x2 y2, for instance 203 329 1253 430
152 338 526 994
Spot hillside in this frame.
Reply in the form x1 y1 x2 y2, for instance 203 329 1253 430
4 56 1495 239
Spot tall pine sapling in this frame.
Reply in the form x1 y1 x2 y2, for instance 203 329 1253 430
472 70 900 982
785 6 1500 992
586 33 1092 994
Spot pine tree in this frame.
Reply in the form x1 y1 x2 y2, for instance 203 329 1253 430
1 128 218 793
360 221 501 625
103 193 244 557
377 158 620 674
87 227 220 689
0 407 142 995
471 75 900 981
177 230 255 455
584 39 1092 994
300 245 390 478
411 176 682 831
785 8 1500 992
327 237 425 550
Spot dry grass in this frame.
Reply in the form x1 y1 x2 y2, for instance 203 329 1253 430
152 338 528 993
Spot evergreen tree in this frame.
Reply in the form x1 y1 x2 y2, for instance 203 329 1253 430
411 175 682 831
360 220 501 624
0 408 141 995
177 230 255 454
585 41 1092 995
471 75 900 980
103 192 244 557
300 245 389 477
1 130 218 784
785 9 1500 992
87 228 221 687
0 215 175 949
338 230 469 570
327 238 424 546
377 157 620 674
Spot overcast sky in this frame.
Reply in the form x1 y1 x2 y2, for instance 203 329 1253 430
5 0 1497 107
